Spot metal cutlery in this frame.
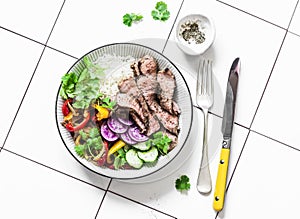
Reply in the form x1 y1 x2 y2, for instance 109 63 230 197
196 59 214 194
213 57 241 211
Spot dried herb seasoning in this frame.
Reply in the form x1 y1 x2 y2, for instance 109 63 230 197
179 20 206 44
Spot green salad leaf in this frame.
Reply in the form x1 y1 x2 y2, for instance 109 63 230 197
151 1 170 21
72 56 105 109
114 148 127 169
123 13 143 27
101 97 116 109
59 72 78 99
151 131 171 154
75 128 103 158
175 175 191 192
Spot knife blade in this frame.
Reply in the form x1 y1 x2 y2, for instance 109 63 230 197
213 57 240 212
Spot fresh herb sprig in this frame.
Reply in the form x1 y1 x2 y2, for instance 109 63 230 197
72 56 105 109
175 175 191 192
151 1 170 21
75 128 103 158
146 131 171 155
123 13 143 27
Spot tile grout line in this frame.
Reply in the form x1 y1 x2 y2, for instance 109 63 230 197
1 148 107 191
213 2 300 212
108 190 178 219
216 0 287 30
0 26 78 60
250 130 300 152
161 0 185 53
94 178 113 219
0 0 66 152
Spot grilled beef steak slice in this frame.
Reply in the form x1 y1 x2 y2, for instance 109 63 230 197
136 75 158 102
148 100 179 135
116 93 148 124
157 68 180 115
145 113 161 136
130 60 141 77
139 55 157 77
118 77 140 96
130 112 147 133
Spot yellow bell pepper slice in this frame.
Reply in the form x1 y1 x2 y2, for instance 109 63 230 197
93 104 110 121
107 140 126 164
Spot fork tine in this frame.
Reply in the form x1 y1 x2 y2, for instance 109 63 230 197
207 60 213 95
202 59 209 95
197 59 204 94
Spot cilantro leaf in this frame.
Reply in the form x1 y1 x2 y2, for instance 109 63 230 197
156 1 167 11
151 131 171 154
75 144 85 157
114 148 127 169
59 72 78 99
89 128 100 139
151 1 170 21
123 13 143 27
101 97 116 109
175 175 191 192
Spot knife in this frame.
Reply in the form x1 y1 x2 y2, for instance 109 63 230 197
213 57 240 212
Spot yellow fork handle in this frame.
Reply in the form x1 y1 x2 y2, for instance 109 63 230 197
213 148 230 211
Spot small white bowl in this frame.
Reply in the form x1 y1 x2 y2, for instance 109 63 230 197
175 14 215 56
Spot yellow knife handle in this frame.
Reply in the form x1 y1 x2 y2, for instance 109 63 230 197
213 148 230 211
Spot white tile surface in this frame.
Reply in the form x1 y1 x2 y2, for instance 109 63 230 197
0 0 64 43
165 0 286 127
109 108 249 219
220 0 298 28
0 150 104 219
290 1 300 35
252 33 300 149
97 192 174 219
0 29 44 147
217 131 300 219
1 0 300 218
3 47 111 189
48 0 183 57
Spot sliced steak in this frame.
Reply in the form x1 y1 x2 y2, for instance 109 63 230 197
118 77 140 96
116 93 148 124
145 113 160 136
139 55 157 77
157 68 180 115
136 75 158 102
130 112 147 133
148 100 179 135
130 60 141 77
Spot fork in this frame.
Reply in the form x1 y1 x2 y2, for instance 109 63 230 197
196 59 214 194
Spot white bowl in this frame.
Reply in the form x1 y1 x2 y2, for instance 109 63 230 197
175 14 215 56
56 43 193 180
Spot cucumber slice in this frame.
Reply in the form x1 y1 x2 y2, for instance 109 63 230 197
125 149 143 169
137 147 159 163
132 141 151 151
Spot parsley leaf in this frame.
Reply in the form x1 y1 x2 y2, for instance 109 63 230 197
75 144 85 157
59 72 78 99
101 97 116 109
151 1 170 21
151 131 171 154
175 175 191 192
114 148 127 169
75 129 103 158
123 13 143 27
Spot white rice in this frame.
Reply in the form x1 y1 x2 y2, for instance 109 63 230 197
94 54 136 99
